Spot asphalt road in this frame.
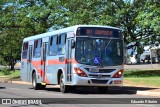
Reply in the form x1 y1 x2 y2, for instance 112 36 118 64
0 83 159 107
124 63 160 70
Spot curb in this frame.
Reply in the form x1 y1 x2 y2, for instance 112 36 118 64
0 79 12 83
11 81 31 85
137 91 160 97
0 80 31 85
0 80 160 96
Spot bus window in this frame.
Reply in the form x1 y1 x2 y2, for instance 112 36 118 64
60 34 66 44
49 36 58 56
58 34 66 55
33 39 42 58
22 42 28 59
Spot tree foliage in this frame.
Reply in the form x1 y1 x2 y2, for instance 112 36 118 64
0 0 160 69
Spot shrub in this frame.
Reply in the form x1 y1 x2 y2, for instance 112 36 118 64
0 68 11 75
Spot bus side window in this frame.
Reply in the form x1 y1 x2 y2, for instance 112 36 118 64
48 35 58 56
22 42 28 59
58 34 66 55
33 39 42 58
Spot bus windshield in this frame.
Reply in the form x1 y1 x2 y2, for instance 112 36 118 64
75 37 123 66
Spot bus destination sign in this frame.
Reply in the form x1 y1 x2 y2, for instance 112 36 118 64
76 27 121 38
86 29 112 36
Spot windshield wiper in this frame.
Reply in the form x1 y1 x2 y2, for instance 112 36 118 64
99 38 112 66
99 37 113 67
105 37 113 56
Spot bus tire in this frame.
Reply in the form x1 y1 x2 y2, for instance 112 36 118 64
32 73 41 90
40 85 46 89
97 87 108 93
142 60 145 63
60 73 69 93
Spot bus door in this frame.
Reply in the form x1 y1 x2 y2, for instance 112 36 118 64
66 38 74 83
27 45 33 81
41 42 48 82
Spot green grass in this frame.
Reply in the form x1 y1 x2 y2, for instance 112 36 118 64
124 69 160 77
124 69 160 87
124 77 160 87
0 70 20 79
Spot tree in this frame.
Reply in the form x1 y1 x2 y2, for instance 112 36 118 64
1 0 160 69
136 0 160 47
0 0 35 70
0 0 67 69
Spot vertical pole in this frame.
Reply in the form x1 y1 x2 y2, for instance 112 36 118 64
150 49 153 69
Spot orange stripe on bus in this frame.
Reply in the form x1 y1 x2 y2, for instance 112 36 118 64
22 57 78 84
48 58 78 65
48 59 65 65
31 60 50 84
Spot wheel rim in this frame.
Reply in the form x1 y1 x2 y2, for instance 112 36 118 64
32 75 36 87
60 75 64 92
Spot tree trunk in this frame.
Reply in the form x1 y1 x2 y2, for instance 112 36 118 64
10 57 15 71
11 62 14 70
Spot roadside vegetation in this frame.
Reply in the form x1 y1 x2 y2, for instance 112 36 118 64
124 69 160 87
0 68 20 79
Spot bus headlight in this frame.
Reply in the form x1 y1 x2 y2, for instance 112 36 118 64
112 69 124 78
74 67 88 77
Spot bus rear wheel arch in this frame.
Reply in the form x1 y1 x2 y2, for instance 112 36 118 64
32 72 46 90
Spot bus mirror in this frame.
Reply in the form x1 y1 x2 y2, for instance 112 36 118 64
71 40 75 48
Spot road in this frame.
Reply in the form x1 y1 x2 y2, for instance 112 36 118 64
0 83 159 107
124 63 160 70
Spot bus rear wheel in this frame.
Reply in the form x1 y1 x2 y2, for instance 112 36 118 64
32 73 41 90
60 73 69 93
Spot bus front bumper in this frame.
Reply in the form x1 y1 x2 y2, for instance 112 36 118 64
71 74 123 87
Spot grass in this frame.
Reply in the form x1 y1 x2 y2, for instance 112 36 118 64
124 69 160 77
0 69 20 79
124 69 160 87
124 77 160 87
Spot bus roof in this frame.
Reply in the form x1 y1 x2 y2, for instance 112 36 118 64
23 25 119 42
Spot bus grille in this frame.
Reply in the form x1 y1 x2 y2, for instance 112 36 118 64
89 74 110 78
99 69 115 73
91 79 108 84
85 68 115 73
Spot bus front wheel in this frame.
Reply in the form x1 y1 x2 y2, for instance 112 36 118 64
60 73 69 93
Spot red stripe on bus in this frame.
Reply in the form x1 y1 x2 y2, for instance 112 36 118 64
31 60 50 84
48 59 65 65
48 58 78 65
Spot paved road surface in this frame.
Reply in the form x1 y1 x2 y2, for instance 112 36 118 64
124 63 160 70
0 83 159 107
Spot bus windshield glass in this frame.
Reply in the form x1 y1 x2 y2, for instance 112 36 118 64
75 37 123 66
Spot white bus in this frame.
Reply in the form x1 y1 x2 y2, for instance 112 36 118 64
21 25 124 93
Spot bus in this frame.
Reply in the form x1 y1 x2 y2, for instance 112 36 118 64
21 25 124 93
